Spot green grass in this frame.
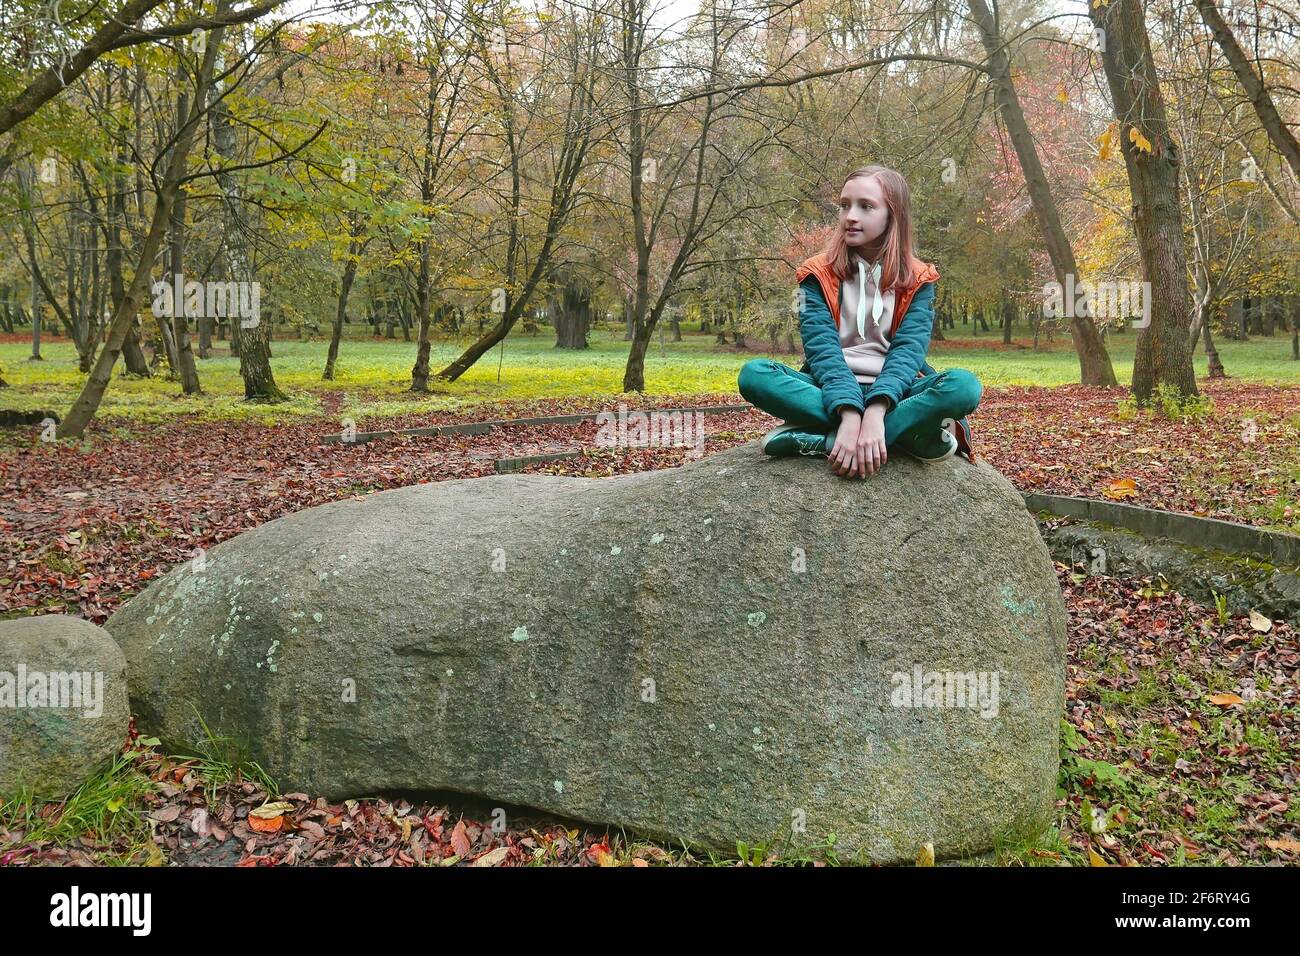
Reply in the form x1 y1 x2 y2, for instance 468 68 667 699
2 324 1297 426
170 711 278 804
0 747 159 865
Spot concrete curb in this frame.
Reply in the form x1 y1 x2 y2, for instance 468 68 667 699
1023 492 1300 568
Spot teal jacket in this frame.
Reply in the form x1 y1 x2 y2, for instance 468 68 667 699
795 273 938 420
792 250 975 462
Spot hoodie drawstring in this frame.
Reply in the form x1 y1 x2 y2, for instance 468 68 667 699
854 257 884 339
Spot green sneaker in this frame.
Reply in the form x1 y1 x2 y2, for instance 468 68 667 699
760 423 830 457
899 420 958 462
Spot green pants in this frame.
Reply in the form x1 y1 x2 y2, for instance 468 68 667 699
737 359 981 452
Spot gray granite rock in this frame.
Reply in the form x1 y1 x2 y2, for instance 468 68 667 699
107 442 1067 862
0 615 129 797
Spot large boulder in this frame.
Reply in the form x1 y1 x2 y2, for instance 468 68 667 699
107 442 1067 862
0 615 130 798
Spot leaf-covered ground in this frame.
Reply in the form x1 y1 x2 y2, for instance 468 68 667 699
2 380 1299 865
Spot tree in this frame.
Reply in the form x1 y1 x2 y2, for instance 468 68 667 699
434 0 607 383
58 10 229 437
1089 0 1198 401
0 0 286 137
967 0 1118 386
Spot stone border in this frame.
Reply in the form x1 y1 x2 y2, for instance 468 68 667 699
1023 492 1300 568
493 449 584 473
322 404 753 445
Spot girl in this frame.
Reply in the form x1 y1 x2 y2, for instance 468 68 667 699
737 165 982 479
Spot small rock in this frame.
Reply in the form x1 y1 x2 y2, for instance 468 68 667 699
0 615 130 798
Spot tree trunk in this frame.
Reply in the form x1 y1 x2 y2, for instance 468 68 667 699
1194 0 1300 181
155 312 179 375
411 250 433 391
57 25 223 438
1249 296 1263 335
624 321 653 393
211 33 284 403
1203 311 1225 378
122 323 150 375
1090 0 1198 402
969 0 1117 386
552 278 591 349
167 183 201 394
1291 296 1299 360
324 226 361 381
29 266 43 360
197 313 212 358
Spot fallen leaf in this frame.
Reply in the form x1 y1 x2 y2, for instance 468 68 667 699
1103 478 1138 500
247 814 284 833
1209 692 1245 707
586 842 616 866
249 801 295 819
473 846 511 867
1248 610 1273 633
450 819 471 858
915 842 935 867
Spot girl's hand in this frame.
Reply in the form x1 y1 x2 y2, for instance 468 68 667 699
855 405 887 477
828 410 861 477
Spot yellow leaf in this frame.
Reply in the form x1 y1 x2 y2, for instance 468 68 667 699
1209 692 1244 707
1057 86 1069 104
915 842 935 867
1103 478 1138 500
1088 848 1108 867
140 841 166 866
1248 610 1273 632
249 800 295 819
1096 122 1119 161
1128 126 1153 154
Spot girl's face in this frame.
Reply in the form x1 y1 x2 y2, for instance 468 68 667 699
839 175 890 253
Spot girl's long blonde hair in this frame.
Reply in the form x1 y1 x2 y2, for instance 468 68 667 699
824 165 917 292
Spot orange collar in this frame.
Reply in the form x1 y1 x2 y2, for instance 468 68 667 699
796 252 940 337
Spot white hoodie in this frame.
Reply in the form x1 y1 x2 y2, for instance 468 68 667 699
837 253 897 385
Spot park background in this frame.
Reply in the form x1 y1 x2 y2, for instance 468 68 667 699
1 0 1298 866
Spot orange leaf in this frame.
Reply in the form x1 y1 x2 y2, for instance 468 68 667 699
1265 838 1300 854
586 842 615 866
1209 692 1244 707
247 813 284 833
450 819 472 858
1103 478 1139 500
